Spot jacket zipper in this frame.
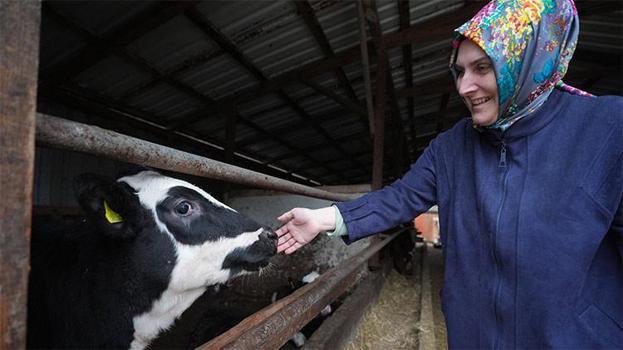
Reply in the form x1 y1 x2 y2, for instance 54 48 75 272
494 140 508 349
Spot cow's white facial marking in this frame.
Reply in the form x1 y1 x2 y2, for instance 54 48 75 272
118 171 275 350
118 171 234 235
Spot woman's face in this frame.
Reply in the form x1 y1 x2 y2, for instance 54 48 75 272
454 40 499 126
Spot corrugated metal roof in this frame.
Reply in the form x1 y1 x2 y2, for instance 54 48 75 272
37 0 623 186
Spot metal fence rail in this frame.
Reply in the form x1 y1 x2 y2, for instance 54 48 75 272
34 112 395 349
36 113 357 202
198 228 405 350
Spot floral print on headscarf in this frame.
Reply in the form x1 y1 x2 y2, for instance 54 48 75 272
450 0 593 132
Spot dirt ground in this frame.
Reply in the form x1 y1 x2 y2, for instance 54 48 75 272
345 245 447 350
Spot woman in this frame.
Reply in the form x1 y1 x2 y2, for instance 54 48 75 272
275 0 622 348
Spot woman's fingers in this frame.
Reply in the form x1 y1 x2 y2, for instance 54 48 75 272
277 210 294 223
275 225 288 237
277 237 296 253
277 233 292 246
284 242 302 255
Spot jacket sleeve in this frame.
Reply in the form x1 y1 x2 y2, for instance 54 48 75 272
613 198 623 260
335 138 439 244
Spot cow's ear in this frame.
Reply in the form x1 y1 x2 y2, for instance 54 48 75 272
74 174 138 239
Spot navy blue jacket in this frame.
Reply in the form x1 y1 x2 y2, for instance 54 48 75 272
336 90 623 348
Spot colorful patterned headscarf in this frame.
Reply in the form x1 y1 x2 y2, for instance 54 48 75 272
450 0 593 132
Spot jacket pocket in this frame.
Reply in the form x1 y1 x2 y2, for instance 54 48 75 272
578 304 623 347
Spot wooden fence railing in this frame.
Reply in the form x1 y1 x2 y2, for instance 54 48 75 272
21 113 399 349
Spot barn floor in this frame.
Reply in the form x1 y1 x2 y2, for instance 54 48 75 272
345 244 447 350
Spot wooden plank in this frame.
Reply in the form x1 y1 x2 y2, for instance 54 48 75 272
197 229 405 349
302 262 390 349
0 1 41 348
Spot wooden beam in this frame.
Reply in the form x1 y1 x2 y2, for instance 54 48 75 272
301 79 368 121
43 5 345 184
576 0 623 17
278 91 370 174
42 4 214 112
294 0 358 102
37 114 357 201
363 0 409 176
41 1 199 83
398 0 416 161
222 102 237 201
361 0 387 191
357 0 376 138
0 1 40 347
397 74 456 99
294 0 370 137
184 7 367 178
172 2 482 127
197 229 404 349
303 266 389 349
38 84 326 186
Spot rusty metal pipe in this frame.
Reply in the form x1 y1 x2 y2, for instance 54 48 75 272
197 227 407 349
35 113 357 202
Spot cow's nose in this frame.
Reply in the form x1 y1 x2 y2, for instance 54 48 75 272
260 229 277 240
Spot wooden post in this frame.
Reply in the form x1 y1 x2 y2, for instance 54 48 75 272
0 1 41 348
361 0 387 191
222 101 237 203
357 0 375 139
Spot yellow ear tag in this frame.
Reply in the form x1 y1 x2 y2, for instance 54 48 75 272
104 200 123 224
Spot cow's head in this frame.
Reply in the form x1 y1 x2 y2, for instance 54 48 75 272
75 170 277 289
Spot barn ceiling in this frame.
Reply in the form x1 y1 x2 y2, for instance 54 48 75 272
37 0 623 187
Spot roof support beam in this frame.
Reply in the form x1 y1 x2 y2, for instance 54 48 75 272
293 0 371 138
165 2 482 132
43 5 345 184
360 0 387 190
398 0 416 161
357 0 376 139
183 7 368 177
300 79 369 122
118 0 623 117
41 1 199 83
225 2 483 105
364 0 411 180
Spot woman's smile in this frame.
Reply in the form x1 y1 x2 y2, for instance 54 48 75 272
471 96 493 106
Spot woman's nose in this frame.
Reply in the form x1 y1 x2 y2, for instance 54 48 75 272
457 73 477 96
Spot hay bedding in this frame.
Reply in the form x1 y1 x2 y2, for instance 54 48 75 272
345 269 421 349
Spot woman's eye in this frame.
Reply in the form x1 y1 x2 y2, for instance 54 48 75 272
175 201 192 216
477 64 491 72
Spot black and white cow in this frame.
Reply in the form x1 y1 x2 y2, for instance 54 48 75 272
27 170 277 349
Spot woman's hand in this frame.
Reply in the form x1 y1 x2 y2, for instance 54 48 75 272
275 207 336 254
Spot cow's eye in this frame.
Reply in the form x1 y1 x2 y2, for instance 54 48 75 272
174 201 192 216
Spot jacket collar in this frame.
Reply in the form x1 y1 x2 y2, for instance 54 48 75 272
480 89 566 142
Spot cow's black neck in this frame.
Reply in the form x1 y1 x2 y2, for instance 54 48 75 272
28 215 176 349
